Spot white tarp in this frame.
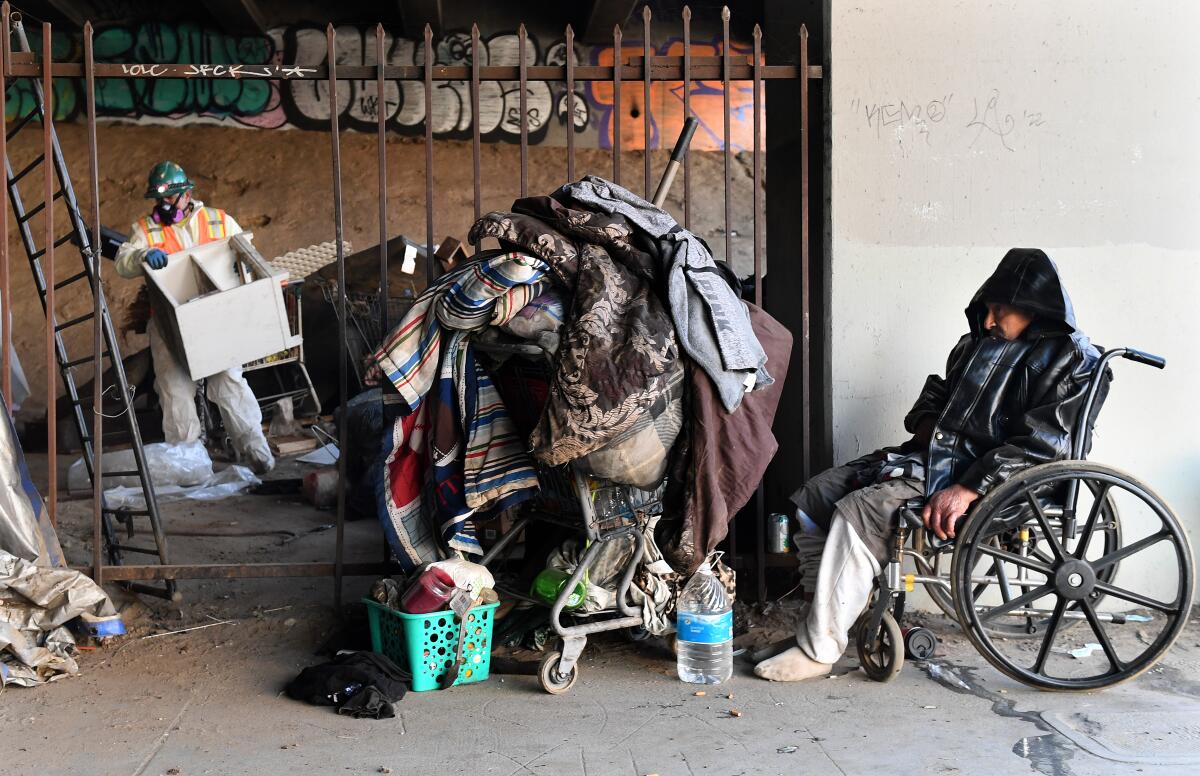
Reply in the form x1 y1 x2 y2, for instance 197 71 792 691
0 393 124 687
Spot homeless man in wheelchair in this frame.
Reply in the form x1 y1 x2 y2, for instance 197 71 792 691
756 248 1107 682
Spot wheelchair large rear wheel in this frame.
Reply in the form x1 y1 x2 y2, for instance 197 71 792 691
923 487 1121 638
953 461 1192 691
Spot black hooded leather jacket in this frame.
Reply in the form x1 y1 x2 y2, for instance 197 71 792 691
904 249 1108 497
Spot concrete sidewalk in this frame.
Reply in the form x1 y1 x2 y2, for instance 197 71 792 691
3 474 1198 776
2 578 1197 776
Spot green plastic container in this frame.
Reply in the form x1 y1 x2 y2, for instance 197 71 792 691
364 599 500 692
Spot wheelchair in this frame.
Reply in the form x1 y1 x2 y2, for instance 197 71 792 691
854 347 1194 691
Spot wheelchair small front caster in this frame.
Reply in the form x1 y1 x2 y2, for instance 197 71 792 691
903 626 938 660
855 611 904 682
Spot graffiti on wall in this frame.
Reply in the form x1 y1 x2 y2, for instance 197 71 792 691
6 23 759 150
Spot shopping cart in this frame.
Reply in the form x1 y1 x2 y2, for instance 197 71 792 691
474 339 659 695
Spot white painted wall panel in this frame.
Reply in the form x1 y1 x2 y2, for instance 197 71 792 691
830 1 1200 600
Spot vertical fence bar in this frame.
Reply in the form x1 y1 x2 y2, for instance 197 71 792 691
470 24 481 234
721 6 732 264
752 27 763 306
518 23 528 198
423 25 435 282
565 25 575 182
376 24 389 566
85 22 102 584
377 25 388 334
681 6 691 229
611 24 621 185
0 3 9 407
42 22 56 526
719 5 735 566
327 25 347 608
642 6 652 198
752 24 765 602
800 26 812 481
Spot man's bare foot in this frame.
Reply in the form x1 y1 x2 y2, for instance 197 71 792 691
753 646 832 682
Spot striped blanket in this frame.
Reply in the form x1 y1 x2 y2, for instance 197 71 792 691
374 251 547 564
373 251 550 413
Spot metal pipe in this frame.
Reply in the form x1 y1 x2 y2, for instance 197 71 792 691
721 6 732 266
611 24 621 185
376 24 388 336
42 21 55 526
84 21 102 585
642 6 652 198
799 25 812 481
326 24 347 609
0 2 9 407
76 562 395 581
10 61 823 81
375 24 389 567
565 24 576 182
423 24 434 282
518 23 528 198
682 5 692 229
470 24 481 237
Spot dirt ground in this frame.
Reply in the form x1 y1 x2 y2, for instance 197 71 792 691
3 453 1199 776
3 122 763 422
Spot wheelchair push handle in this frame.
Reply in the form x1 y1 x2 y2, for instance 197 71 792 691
1121 348 1166 369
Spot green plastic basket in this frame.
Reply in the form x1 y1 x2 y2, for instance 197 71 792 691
364 599 500 692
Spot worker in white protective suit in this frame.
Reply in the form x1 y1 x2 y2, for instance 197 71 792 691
114 161 274 474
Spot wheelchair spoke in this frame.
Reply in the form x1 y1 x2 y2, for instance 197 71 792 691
1073 483 1111 560
975 544 1053 576
1092 581 1179 614
1093 530 1169 572
1027 493 1066 561
1080 598 1123 673
993 555 1015 602
978 583 1053 623
1032 597 1068 674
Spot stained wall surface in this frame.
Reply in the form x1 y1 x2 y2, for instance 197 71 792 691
830 1 1200 597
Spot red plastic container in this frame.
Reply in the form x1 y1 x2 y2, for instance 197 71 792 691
401 567 457 614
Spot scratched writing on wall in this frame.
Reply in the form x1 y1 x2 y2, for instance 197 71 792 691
849 89 1046 150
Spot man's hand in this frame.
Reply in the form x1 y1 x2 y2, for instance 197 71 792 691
363 360 383 387
922 484 980 541
144 248 168 270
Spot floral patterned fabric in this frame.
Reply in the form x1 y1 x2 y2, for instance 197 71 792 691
470 199 685 469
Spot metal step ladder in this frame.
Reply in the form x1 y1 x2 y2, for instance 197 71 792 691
5 20 174 600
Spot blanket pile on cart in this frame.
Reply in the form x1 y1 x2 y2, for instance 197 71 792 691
372 176 789 573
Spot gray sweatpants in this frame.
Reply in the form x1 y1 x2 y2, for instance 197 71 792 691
791 462 923 663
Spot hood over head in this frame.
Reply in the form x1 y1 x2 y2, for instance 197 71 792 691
966 248 1077 337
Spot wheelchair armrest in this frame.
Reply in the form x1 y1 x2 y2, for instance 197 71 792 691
899 499 925 532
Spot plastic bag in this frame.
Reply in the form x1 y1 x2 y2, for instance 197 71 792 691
67 441 214 496
429 558 495 597
102 465 260 509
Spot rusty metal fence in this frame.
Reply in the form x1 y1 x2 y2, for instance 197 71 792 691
0 3 818 604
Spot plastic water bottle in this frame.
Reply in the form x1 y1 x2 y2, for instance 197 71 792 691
675 554 733 684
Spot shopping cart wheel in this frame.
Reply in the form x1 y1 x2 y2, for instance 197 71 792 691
537 650 579 695
855 611 904 682
622 625 652 643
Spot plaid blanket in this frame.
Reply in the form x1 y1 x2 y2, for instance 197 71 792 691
374 252 550 413
374 252 546 564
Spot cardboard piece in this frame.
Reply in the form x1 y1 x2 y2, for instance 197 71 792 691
145 233 302 381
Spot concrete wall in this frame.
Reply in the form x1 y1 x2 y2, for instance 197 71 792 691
830 2 1199 598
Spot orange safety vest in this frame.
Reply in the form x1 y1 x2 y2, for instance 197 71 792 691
136 206 230 254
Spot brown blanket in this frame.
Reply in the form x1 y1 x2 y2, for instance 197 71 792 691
663 303 792 573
